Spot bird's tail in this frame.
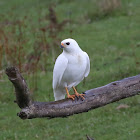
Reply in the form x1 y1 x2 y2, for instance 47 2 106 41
54 89 66 101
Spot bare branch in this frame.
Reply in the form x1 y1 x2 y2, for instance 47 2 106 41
5 67 140 119
5 67 32 108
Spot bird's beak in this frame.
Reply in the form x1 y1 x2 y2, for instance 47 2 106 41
60 43 64 48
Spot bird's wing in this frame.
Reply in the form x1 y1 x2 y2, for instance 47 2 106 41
53 53 68 89
84 52 90 77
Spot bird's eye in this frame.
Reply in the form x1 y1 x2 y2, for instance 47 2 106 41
66 42 70 45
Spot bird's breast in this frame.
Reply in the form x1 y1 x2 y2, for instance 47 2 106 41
61 53 87 86
68 53 85 66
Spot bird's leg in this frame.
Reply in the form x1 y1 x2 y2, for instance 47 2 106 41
72 86 85 100
65 87 75 100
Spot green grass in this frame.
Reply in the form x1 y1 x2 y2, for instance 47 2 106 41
0 0 140 139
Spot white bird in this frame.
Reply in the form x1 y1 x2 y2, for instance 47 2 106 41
53 38 90 101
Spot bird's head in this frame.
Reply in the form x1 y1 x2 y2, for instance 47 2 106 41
60 38 81 53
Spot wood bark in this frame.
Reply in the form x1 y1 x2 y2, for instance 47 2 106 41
6 67 140 119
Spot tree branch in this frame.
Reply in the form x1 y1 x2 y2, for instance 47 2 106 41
6 67 32 108
6 67 140 119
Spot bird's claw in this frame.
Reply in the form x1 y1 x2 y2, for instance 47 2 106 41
67 94 75 100
67 93 85 100
75 92 85 100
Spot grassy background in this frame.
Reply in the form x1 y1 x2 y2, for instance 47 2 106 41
0 0 140 139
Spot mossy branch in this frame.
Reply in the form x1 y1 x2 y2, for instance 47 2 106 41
6 67 140 120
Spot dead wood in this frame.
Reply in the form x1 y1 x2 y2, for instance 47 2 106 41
5 67 140 119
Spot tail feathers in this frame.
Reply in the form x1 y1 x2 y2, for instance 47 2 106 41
54 90 66 101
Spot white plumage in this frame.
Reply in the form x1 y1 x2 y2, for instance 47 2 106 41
53 38 90 101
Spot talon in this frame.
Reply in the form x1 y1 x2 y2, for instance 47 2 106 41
65 87 75 100
67 95 75 100
79 94 85 100
75 92 85 99
72 86 85 100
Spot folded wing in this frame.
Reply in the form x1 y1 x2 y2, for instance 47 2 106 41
84 52 90 77
53 54 68 89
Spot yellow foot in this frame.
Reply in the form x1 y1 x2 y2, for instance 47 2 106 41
72 86 85 100
67 94 75 100
75 92 85 100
